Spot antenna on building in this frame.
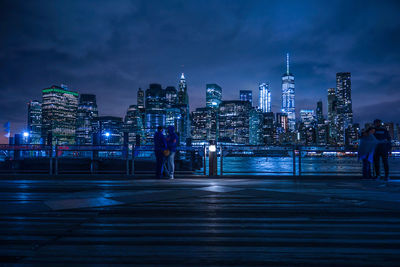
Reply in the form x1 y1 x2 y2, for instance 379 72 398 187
286 53 290 75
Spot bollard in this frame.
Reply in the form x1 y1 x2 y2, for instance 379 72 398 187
208 143 218 176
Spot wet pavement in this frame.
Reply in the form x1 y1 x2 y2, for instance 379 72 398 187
1 177 400 265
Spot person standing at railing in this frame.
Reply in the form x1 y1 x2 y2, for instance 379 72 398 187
358 128 377 178
154 126 167 179
165 126 178 179
373 119 392 180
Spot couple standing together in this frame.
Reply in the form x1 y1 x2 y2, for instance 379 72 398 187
154 126 178 179
358 119 392 180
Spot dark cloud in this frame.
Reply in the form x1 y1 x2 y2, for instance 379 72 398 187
0 0 400 141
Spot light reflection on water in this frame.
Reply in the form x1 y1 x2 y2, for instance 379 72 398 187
211 157 400 176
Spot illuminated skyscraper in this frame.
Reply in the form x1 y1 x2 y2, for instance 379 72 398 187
41 85 78 144
206 84 222 108
240 90 252 105
336 72 353 145
27 100 42 144
177 73 190 144
137 88 145 111
327 88 338 143
145 83 166 143
316 100 324 124
76 94 98 144
281 53 295 131
258 83 271 113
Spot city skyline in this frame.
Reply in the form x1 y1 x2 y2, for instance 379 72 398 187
1 0 400 142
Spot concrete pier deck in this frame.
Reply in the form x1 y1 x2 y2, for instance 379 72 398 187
1 177 400 266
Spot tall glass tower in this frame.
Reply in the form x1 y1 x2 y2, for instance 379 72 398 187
281 53 295 131
258 83 271 113
336 72 352 145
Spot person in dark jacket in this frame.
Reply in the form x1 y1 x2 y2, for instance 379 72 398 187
373 119 392 180
154 126 167 178
165 126 178 179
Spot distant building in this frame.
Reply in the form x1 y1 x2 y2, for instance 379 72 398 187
336 72 353 145
345 124 360 147
41 85 78 144
276 113 289 133
218 101 251 144
240 90 253 105
137 88 145 111
259 83 271 113
300 109 315 127
206 84 222 109
249 108 263 145
92 116 123 145
145 83 166 143
327 88 338 143
124 105 144 146
316 100 324 124
281 53 296 131
76 94 98 145
165 86 178 108
191 107 218 142
262 112 275 145
27 100 42 144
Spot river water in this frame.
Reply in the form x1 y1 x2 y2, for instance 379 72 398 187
205 156 400 176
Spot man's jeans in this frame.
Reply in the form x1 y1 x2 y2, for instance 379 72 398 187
166 152 176 177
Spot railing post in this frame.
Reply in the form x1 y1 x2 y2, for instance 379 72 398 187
292 146 296 177
55 145 58 176
203 145 207 176
298 146 302 177
220 145 223 176
49 146 53 175
132 145 135 177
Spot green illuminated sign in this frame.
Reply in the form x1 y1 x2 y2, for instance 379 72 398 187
42 88 79 96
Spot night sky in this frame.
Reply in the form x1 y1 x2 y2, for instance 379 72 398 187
1 0 400 142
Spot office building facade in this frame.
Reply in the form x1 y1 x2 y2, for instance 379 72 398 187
41 85 78 144
259 83 271 113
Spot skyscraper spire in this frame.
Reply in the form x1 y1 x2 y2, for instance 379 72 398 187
181 73 185 80
286 53 290 75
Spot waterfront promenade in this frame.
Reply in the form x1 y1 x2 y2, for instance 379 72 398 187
1 176 400 265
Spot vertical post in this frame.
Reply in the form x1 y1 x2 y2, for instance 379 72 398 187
298 146 302 177
132 145 135 177
220 145 223 176
292 146 296 176
54 145 58 176
203 145 207 176
49 146 53 175
208 143 217 176
126 146 130 176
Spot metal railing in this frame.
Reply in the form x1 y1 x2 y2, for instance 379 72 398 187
1 144 399 177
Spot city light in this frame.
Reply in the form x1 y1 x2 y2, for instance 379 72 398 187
209 145 216 152
105 132 110 137
23 132 29 137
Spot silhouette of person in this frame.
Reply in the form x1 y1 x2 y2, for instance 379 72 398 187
154 126 167 178
373 119 391 180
